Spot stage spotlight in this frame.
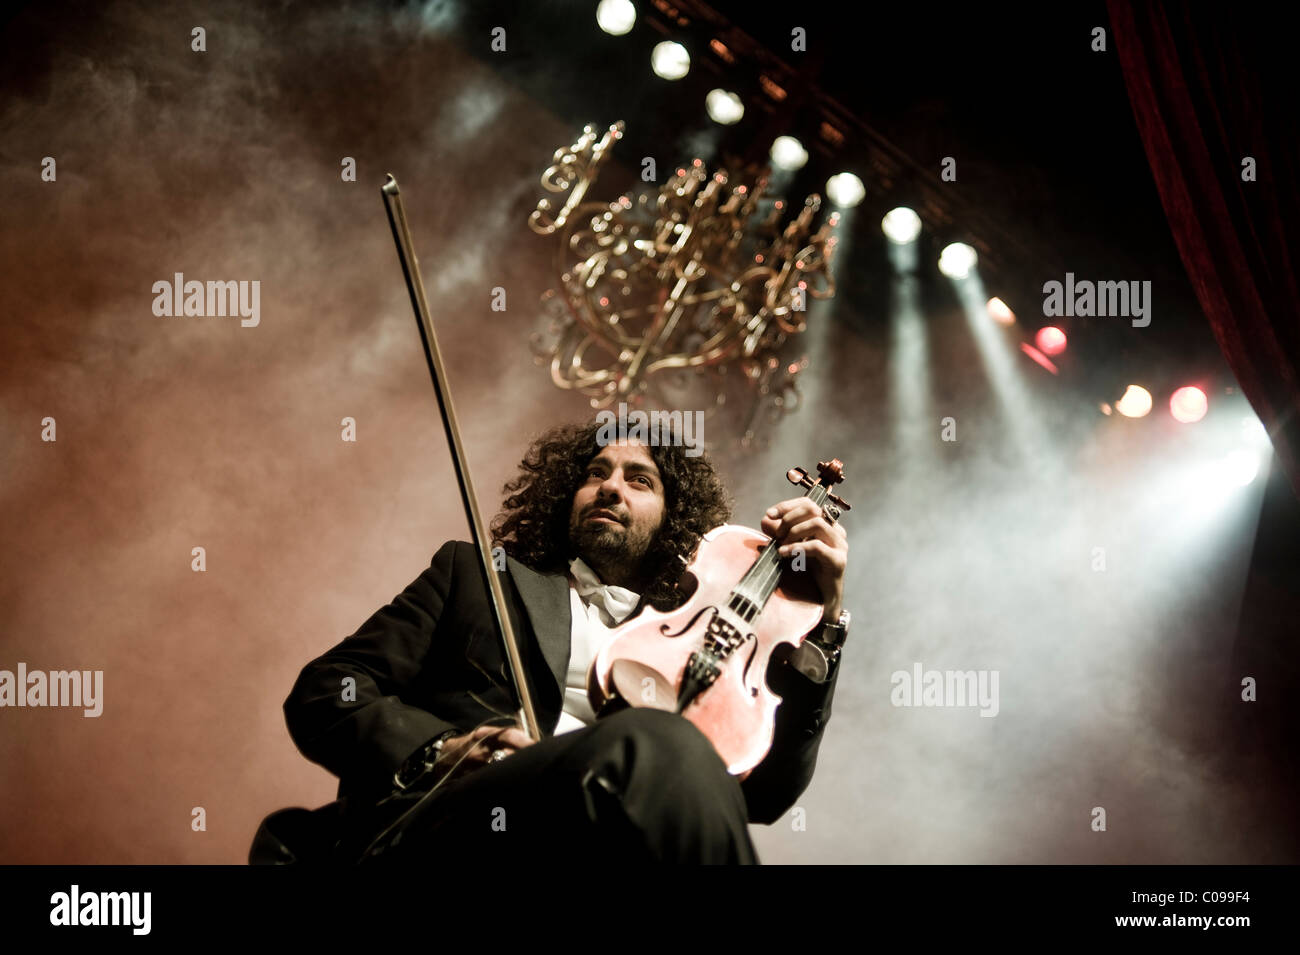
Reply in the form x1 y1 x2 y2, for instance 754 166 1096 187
1019 342 1059 375
882 207 921 244
819 122 846 147
770 136 808 171
709 39 736 64
1116 385 1152 418
705 89 744 125
651 41 690 79
758 75 787 101
938 242 977 279
1241 415 1271 448
1035 326 1066 356
987 297 1015 325
826 173 865 208
1170 386 1208 424
1222 449 1261 486
596 0 636 36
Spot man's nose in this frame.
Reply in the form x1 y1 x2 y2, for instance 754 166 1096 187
596 473 625 502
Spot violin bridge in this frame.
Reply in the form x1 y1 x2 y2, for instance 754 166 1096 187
705 612 747 657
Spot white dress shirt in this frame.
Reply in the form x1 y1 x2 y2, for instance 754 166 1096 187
552 556 640 736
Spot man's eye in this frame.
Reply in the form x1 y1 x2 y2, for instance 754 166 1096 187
635 476 653 487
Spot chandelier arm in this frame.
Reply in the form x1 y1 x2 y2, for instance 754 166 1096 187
564 283 641 351
643 337 746 374
550 329 616 393
642 303 757 376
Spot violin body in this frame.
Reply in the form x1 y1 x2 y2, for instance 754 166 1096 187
587 523 825 778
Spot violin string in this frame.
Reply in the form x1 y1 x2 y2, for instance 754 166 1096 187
741 485 832 606
751 489 826 595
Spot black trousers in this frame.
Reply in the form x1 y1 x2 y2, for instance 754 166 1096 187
340 708 759 865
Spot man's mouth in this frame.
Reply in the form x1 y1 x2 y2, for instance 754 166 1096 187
587 509 624 525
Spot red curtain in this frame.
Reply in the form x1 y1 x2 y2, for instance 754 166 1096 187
1107 1 1300 497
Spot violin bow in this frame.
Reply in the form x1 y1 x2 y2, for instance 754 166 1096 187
380 174 542 742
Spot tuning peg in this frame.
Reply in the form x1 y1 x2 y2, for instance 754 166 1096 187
787 463 852 512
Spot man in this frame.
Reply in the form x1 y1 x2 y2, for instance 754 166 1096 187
265 419 849 864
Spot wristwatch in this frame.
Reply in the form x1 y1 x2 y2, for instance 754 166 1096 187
788 610 850 684
393 728 458 791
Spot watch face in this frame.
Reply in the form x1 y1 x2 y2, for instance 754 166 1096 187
791 641 829 682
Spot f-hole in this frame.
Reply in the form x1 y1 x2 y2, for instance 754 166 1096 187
661 604 716 639
738 633 759 696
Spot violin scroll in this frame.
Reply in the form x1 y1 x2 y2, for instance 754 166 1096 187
786 458 851 516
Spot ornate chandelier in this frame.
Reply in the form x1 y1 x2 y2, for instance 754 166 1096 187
528 122 840 443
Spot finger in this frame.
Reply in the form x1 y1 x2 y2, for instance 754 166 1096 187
466 725 534 755
469 724 523 744
778 538 846 573
444 737 482 761
496 728 536 749
780 508 849 547
763 500 821 539
764 498 806 518
780 516 841 549
452 728 507 761
763 498 816 525
771 515 835 551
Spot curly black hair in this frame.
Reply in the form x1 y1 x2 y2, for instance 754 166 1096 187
490 418 733 611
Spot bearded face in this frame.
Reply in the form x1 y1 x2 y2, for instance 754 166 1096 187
567 440 665 587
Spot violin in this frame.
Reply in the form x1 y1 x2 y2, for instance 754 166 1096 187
587 460 851 777
380 175 848 773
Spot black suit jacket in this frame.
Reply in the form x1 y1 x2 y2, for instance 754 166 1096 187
284 540 841 825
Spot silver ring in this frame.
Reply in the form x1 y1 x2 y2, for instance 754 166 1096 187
488 749 508 763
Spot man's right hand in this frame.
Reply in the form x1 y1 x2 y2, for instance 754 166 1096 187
435 723 536 782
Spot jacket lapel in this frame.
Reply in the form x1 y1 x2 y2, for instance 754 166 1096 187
505 556 572 708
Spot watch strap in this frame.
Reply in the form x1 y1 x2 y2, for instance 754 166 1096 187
393 728 458 791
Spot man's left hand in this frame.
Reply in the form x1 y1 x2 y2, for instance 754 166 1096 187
761 498 848 625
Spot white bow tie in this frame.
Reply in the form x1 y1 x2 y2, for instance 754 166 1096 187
570 557 640 625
